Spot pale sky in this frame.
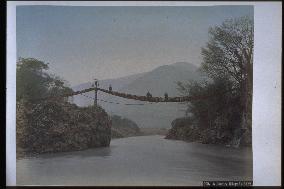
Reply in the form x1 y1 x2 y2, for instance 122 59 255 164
17 5 253 86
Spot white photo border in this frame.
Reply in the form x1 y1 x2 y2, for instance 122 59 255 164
6 1 282 186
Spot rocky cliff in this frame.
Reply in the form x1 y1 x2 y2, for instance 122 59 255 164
165 117 252 147
16 100 111 158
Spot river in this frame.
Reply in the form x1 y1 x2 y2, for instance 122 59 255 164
17 135 252 186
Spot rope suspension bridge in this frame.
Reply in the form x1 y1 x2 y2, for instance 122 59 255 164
38 80 236 106
79 93 148 106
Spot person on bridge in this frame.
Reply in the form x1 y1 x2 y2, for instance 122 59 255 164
146 91 152 99
109 85 112 92
164 92 168 101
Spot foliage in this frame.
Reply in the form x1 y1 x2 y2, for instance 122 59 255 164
201 16 253 130
17 99 111 155
173 16 253 146
201 16 253 88
111 115 141 138
178 78 241 131
16 58 111 157
16 57 72 103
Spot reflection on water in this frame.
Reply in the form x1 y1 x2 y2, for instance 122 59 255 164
17 135 252 186
36 145 113 160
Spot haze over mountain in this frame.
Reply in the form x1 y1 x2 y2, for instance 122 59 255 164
121 62 202 96
72 73 146 106
72 62 204 128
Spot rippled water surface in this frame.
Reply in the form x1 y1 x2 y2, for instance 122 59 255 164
17 135 252 186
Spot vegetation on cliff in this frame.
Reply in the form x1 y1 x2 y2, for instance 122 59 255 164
166 16 253 147
16 58 111 158
111 115 141 138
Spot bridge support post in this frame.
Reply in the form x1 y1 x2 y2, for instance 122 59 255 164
94 88 97 106
94 79 99 106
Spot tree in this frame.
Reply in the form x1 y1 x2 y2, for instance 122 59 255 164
201 16 253 131
173 16 253 146
16 58 73 103
177 77 239 130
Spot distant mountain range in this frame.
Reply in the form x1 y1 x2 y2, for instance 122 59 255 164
71 62 205 128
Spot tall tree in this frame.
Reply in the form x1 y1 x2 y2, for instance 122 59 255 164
16 58 72 103
201 16 253 130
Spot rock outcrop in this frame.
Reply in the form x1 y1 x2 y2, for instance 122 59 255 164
111 115 141 138
16 100 111 158
165 117 251 147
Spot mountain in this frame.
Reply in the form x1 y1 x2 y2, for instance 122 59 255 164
71 62 204 128
121 62 201 96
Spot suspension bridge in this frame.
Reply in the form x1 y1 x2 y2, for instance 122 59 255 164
38 80 236 106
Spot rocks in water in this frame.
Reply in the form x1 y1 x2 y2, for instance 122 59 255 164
111 115 141 138
16 100 111 157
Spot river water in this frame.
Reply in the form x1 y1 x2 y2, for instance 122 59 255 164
17 135 252 186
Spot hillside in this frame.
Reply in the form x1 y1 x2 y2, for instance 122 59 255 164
111 115 142 138
121 62 201 96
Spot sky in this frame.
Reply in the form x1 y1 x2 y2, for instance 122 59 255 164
17 5 253 86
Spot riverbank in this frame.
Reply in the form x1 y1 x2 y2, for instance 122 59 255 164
16 127 167 160
165 117 252 147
